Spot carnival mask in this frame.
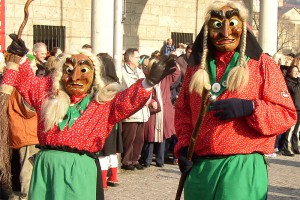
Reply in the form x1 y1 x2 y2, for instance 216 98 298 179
208 6 243 52
62 54 95 97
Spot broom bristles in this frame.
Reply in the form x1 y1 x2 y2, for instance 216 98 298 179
0 93 12 192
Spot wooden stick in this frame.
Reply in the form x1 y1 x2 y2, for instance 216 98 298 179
17 0 34 39
175 83 211 200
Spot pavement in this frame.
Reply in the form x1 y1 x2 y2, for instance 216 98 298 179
104 154 300 200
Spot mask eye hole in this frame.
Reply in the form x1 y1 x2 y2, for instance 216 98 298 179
229 19 239 27
81 67 90 73
65 66 74 74
212 21 222 28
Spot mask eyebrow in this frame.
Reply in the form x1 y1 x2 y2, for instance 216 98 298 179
79 60 94 67
210 10 225 19
65 57 76 66
225 9 239 19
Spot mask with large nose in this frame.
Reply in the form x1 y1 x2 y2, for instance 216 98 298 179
208 6 243 52
62 54 95 97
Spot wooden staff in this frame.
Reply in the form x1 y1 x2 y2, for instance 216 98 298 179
0 0 34 195
175 83 211 200
18 0 34 39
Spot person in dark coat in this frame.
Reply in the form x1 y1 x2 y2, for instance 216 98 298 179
140 58 181 167
280 66 300 156
97 53 123 188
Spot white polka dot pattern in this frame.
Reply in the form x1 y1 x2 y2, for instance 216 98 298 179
174 53 297 158
2 60 152 153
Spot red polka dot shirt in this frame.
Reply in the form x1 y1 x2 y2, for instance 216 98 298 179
174 52 297 158
2 60 152 153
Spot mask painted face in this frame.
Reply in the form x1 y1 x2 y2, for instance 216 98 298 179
62 54 95 97
208 6 243 52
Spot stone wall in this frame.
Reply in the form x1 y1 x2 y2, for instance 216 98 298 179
123 0 210 55
5 0 91 53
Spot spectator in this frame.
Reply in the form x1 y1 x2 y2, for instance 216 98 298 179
160 38 176 56
140 76 164 167
82 44 92 52
32 42 48 77
120 48 150 170
279 66 300 156
96 53 123 189
140 57 180 167
50 47 63 57
150 50 161 60
176 43 193 76
139 54 150 75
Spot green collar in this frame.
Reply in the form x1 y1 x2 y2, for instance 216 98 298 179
58 94 93 131
208 52 250 98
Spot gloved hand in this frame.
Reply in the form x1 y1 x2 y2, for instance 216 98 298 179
146 55 176 86
210 98 254 120
7 33 28 57
178 146 193 174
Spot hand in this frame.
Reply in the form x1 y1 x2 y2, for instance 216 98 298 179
178 146 193 174
7 33 28 57
146 55 176 86
210 98 254 120
151 101 158 109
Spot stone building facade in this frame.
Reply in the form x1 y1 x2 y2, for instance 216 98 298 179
4 0 211 55
5 0 92 53
6 1 297 56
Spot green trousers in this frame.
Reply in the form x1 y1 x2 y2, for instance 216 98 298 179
184 153 268 200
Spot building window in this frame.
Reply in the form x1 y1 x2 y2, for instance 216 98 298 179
171 32 193 48
33 25 65 52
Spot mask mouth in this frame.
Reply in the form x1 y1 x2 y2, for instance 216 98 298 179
216 38 235 45
70 83 84 87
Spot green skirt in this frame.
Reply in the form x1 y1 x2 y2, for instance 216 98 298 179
29 149 102 200
184 153 268 200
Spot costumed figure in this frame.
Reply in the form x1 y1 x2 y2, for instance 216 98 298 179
96 53 123 189
0 1 33 198
174 1 297 200
0 34 176 200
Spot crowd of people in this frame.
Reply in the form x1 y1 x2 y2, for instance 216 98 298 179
269 52 300 158
0 0 300 200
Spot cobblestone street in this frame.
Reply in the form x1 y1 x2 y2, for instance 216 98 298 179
105 154 300 200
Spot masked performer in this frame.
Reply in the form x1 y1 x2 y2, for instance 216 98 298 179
174 1 297 200
0 34 176 200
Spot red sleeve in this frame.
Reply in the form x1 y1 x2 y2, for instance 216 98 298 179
108 79 152 124
6 59 50 109
246 54 297 135
174 66 196 158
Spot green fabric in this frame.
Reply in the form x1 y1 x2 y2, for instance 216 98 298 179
208 52 250 98
184 153 268 200
58 94 93 130
29 150 97 200
26 54 35 62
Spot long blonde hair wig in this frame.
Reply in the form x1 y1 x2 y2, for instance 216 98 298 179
41 49 122 131
189 0 249 95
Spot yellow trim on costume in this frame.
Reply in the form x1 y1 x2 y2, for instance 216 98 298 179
0 84 14 95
